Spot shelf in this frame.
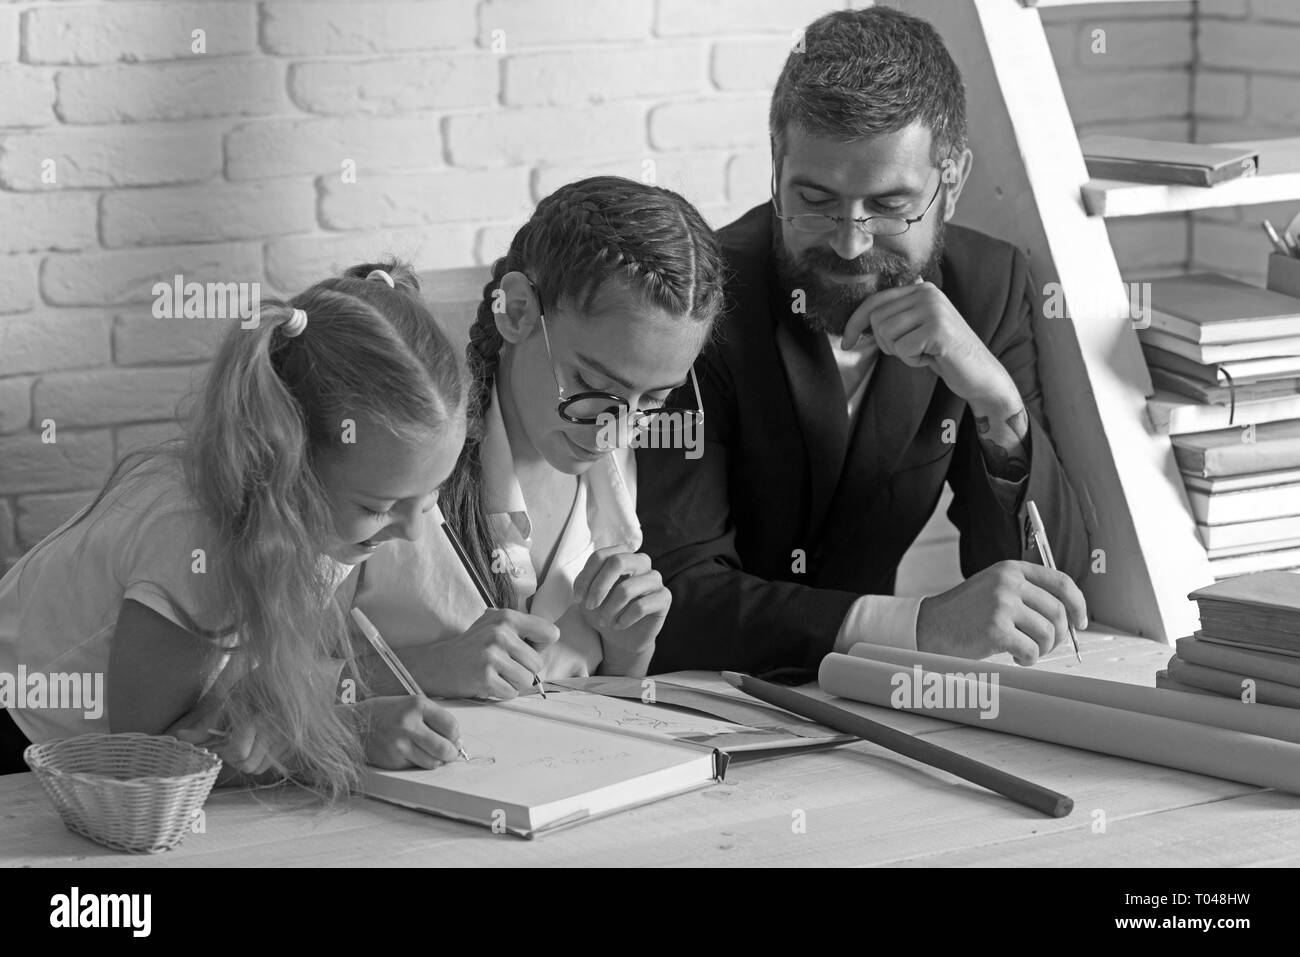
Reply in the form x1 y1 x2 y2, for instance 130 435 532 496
1083 138 1300 218
1025 0 1190 6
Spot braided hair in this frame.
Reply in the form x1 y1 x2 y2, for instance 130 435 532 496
440 175 725 608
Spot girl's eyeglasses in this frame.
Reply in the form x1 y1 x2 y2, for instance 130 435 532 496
532 294 704 431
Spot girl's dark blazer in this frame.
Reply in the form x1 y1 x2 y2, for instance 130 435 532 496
636 202 1092 677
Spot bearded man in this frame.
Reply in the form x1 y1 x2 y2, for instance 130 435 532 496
637 6 1092 677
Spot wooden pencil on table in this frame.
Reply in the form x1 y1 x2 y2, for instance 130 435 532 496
721 671 1074 818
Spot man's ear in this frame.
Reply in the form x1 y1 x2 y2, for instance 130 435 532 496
940 148 974 222
495 271 541 345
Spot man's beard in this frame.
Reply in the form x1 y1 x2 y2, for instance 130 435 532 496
773 218 947 337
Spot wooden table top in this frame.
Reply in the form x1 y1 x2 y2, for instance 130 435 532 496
4 630 1294 868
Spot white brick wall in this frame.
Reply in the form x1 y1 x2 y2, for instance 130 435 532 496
480 0 654 45
1190 0 1300 284
101 181 317 247
0 193 97 255
263 1 478 55
42 242 264 307
504 45 706 106
290 55 497 113
447 103 649 164
0 0 1277 571
22 4 257 65
318 168 532 229
57 60 291 124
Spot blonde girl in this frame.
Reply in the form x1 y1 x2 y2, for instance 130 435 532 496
0 264 467 796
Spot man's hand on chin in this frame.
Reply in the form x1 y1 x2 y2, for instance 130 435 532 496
844 282 1030 479
840 282 1003 394
916 560 1088 665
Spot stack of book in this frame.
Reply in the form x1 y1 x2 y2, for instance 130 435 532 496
1157 571 1300 707
1139 273 1300 578
1173 422 1300 577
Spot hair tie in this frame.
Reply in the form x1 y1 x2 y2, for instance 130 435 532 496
281 308 308 338
367 269 396 289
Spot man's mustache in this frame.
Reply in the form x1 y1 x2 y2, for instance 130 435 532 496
795 248 913 283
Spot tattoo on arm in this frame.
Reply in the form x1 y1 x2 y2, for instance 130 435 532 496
975 406 1030 479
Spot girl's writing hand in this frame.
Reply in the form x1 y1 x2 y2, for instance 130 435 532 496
355 695 461 770
410 609 560 699
573 546 670 657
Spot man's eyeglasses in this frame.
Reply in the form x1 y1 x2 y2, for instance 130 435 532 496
770 163 947 237
533 292 704 434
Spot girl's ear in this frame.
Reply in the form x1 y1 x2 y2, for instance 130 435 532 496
495 271 541 345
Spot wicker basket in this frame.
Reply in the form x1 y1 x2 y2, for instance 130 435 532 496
24 732 222 853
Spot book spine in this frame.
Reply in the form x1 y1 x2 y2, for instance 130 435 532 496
1154 669 1221 697
1083 158 1214 187
1191 485 1300 525
1154 393 1300 435
1198 441 1300 477
1198 516 1300 549
1168 655 1300 707
1178 637 1300 688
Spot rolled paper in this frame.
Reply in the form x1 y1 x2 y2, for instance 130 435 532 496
847 642 1300 746
818 652 1300 794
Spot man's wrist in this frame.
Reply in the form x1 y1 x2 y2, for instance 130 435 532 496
975 409 1031 481
969 384 1023 423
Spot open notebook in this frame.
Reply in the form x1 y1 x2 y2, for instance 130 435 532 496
364 683 849 838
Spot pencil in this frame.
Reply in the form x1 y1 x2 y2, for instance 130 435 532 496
1026 500 1081 662
721 671 1073 818
438 515 548 700
349 607 469 762
1263 220 1291 256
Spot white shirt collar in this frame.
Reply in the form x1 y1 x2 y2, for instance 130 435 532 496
476 383 642 607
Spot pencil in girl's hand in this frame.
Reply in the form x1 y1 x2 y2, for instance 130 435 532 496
350 607 420 695
349 607 469 762
435 508 548 700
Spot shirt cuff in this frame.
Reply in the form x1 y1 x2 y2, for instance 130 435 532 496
833 594 922 654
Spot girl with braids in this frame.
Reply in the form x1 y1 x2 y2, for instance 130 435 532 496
0 263 468 795
356 176 725 693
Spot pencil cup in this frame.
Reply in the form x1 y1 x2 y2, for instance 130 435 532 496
24 732 222 853
1266 253 1300 298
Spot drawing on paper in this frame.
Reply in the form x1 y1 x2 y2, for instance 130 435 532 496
537 694 744 737
458 732 496 767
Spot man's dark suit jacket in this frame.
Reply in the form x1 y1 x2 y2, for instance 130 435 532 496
637 202 1092 676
